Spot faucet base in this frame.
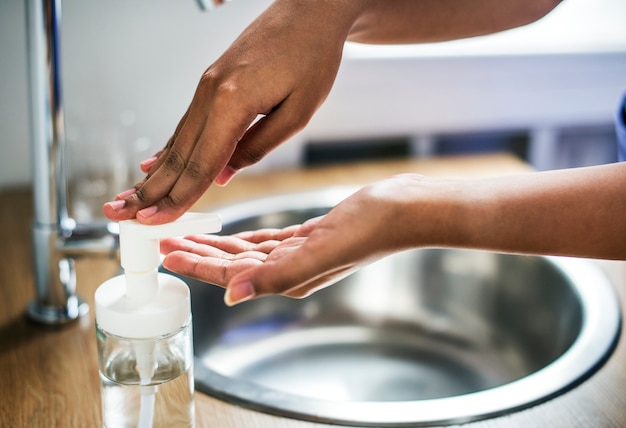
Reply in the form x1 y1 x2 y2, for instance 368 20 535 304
26 297 89 325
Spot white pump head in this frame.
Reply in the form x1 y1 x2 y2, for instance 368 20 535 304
120 212 222 303
95 212 221 338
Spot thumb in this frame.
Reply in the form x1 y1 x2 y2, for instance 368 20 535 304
224 278 256 306
223 256 308 306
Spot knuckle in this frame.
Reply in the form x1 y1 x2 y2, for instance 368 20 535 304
238 145 268 166
183 159 211 184
134 186 150 204
200 68 249 110
214 82 248 113
199 67 220 86
161 193 183 210
219 262 229 285
162 150 186 174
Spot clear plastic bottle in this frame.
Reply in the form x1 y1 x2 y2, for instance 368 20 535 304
94 213 221 428
96 318 195 428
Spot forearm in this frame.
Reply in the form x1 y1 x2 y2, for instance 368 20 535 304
265 0 561 48
346 0 563 44
403 163 626 260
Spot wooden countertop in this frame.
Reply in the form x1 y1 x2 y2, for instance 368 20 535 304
1 153 625 427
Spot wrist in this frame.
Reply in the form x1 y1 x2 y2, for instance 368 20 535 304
402 176 480 250
363 174 479 252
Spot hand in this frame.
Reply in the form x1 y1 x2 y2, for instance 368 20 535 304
160 162 626 305
161 217 365 305
102 0 560 226
160 175 432 305
103 0 361 225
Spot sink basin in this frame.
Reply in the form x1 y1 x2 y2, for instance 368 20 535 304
182 187 621 426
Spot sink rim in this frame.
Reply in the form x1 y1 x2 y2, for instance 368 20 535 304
194 186 622 427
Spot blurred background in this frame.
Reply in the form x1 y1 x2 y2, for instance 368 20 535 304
1 0 625 218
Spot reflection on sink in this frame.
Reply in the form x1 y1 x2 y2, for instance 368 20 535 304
177 187 621 426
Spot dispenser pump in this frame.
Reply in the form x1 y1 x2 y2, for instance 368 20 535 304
120 212 222 304
95 212 221 339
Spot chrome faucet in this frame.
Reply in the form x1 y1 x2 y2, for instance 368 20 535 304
24 0 221 325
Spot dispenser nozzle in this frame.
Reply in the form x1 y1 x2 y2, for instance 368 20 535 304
120 212 222 275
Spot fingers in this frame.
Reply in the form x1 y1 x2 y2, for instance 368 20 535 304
159 214 362 306
104 87 254 224
160 222 329 305
132 105 230 222
161 234 280 257
163 251 264 288
140 156 159 174
164 218 333 305
161 236 271 286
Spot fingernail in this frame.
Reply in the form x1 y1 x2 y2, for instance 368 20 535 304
106 200 126 211
215 166 237 186
138 205 158 218
116 188 137 199
140 156 158 171
225 281 256 306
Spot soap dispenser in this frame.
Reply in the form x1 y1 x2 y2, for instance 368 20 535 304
95 212 221 428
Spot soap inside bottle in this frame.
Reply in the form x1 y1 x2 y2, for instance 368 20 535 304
96 318 195 428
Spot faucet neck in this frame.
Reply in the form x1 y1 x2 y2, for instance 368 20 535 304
26 0 70 229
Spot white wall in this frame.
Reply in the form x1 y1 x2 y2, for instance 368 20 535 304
1 0 625 189
0 0 30 188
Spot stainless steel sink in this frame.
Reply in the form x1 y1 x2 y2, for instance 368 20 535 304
179 187 621 426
